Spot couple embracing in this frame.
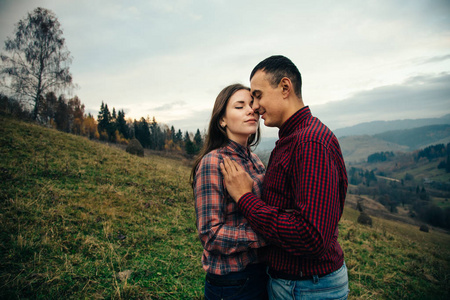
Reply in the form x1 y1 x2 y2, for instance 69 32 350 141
191 55 349 300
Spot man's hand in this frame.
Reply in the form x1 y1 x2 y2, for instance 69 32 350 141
220 157 254 202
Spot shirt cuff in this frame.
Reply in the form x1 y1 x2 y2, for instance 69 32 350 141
238 192 261 217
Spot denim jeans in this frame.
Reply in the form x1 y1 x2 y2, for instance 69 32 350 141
204 263 268 300
267 262 349 300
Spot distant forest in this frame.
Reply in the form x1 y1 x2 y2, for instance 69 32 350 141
0 93 203 156
350 144 450 229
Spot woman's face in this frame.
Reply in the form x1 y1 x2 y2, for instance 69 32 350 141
221 89 259 146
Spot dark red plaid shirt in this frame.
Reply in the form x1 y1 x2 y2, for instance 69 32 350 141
238 106 348 277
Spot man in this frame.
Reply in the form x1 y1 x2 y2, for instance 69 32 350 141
220 55 349 299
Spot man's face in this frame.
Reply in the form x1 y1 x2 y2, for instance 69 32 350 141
250 70 285 128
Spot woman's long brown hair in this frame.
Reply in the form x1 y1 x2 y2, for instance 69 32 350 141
190 83 260 185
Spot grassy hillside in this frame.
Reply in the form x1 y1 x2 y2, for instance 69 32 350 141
373 124 450 150
339 135 409 163
0 116 203 299
1 116 449 299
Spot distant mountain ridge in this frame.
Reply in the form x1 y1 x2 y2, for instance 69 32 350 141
334 114 450 137
373 124 450 150
255 116 450 164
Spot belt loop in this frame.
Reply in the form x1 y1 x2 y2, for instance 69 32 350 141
312 275 319 284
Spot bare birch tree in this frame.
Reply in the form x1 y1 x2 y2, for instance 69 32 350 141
0 7 74 120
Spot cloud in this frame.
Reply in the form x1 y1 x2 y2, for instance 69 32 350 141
311 73 450 130
152 101 187 111
421 54 450 65
167 107 211 133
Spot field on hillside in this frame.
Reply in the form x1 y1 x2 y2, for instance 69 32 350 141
1 116 449 299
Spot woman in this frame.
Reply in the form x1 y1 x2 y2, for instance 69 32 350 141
191 84 268 300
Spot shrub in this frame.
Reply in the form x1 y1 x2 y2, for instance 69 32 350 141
126 138 144 157
357 212 373 226
419 225 429 233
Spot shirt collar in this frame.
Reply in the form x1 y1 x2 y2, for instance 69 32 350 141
225 139 251 159
278 106 311 138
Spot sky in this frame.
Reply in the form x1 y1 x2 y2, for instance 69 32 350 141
0 0 449 137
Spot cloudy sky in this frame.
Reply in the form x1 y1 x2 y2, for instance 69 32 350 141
1 0 449 137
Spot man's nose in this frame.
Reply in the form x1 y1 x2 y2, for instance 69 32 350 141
252 99 260 113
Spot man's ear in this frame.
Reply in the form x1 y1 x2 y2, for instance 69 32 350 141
280 77 292 98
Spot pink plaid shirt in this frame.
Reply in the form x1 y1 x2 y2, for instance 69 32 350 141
193 140 267 275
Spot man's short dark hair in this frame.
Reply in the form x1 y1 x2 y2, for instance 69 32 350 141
250 55 302 98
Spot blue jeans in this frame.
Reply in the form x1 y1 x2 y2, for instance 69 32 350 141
267 262 349 300
204 263 268 300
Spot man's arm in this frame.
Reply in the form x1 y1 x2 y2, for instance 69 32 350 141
222 143 342 257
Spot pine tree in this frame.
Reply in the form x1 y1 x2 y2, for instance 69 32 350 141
55 95 69 132
194 129 203 149
108 107 117 142
175 129 183 145
135 118 151 148
116 110 128 139
97 102 111 141
170 126 176 142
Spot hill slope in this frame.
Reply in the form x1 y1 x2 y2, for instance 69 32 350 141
339 124 450 163
334 114 450 137
0 116 449 299
339 135 409 163
373 124 450 150
0 116 204 298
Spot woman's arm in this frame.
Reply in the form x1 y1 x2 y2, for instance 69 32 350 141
194 152 266 255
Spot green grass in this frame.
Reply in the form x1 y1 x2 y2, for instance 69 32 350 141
1 116 449 299
0 116 203 299
431 197 450 209
394 160 450 182
341 209 449 299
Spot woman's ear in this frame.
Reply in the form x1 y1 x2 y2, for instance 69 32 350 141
220 117 226 128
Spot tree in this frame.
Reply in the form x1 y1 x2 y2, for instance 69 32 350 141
184 131 196 156
84 113 99 139
364 170 377 187
55 95 69 132
116 109 128 139
175 129 183 145
69 96 84 135
0 7 73 120
42 91 57 124
134 118 151 148
170 126 176 142
108 107 117 142
193 129 203 149
97 102 111 140
447 143 450 173
150 117 165 150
